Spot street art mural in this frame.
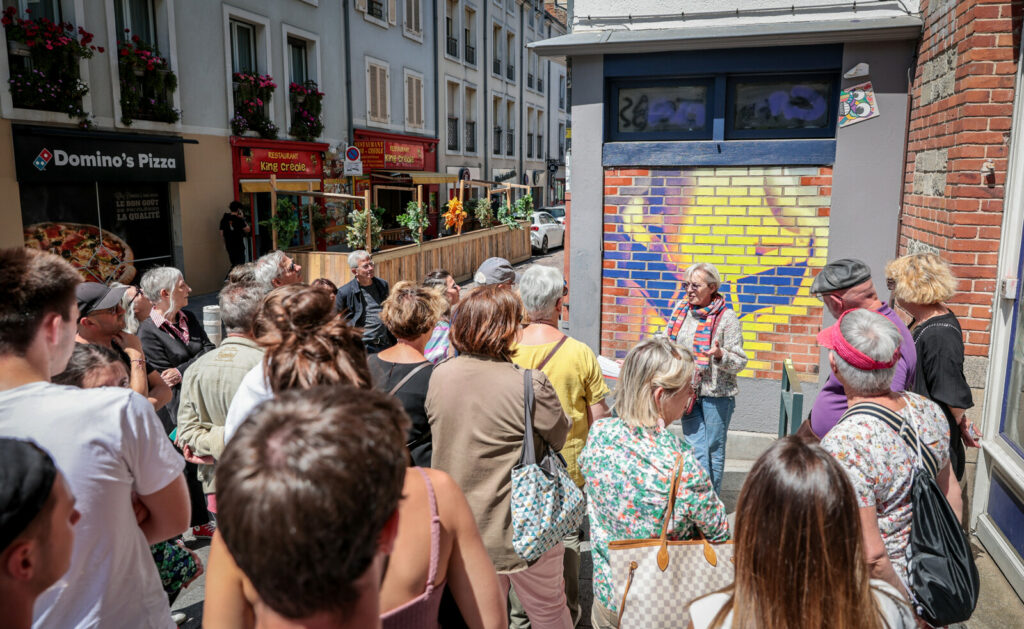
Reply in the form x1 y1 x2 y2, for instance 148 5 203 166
601 166 832 379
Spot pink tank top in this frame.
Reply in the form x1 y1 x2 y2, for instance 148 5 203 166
380 468 446 629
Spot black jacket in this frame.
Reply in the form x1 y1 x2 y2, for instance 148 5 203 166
139 309 215 431
334 277 396 347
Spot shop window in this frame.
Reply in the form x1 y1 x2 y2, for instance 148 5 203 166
230 20 257 74
405 70 424 129
115 0 156 46
612 79 713 141
367 59 390 124
726 75 837 139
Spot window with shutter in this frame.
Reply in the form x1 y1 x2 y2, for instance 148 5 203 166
387 0 397 25
414 77 422 126
368 62 390 123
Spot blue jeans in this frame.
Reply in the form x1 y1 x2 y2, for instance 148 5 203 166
681 396 736 495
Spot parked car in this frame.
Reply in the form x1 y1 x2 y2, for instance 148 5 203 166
544 206 566 225
530 211 565 254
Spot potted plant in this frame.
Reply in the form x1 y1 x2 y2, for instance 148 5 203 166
232 71 278 139
472 197 495 228
2 7 104 125
261 198 301 248
117 31 180 125
347 206 384 251
288 80 325 142
442 198 468 235
396 200 430 244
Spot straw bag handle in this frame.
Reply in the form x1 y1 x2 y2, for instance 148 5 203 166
656 454 718 571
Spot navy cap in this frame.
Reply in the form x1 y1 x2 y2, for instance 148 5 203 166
0 439 57 552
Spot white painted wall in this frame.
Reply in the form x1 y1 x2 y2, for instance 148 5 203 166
571 0 921 32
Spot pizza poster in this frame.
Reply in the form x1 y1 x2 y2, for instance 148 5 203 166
20 182 174 284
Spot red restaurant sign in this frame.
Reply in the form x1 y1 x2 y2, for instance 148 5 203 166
354 140 425 171
237 148 323 178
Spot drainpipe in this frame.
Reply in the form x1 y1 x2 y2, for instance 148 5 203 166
343 0 354 145
482 0 489 178
518 0 525 193
433 0 439 144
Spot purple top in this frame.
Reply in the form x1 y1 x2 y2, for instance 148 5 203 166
810 304 917 438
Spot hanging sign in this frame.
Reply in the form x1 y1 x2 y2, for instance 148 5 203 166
237 148 324 178
354 139 426 171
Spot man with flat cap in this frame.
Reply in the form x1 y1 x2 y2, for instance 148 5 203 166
474 256 519 286
74 282 171 411
0 439 79 629
807 258 917 439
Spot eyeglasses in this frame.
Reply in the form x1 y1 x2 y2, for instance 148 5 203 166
682 282 708 292
127 289 141 308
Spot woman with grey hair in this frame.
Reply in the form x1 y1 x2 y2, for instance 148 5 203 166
579 337 729 628
112 282 153 335
818 308 958 598
138 266 217 538
661 262 747 494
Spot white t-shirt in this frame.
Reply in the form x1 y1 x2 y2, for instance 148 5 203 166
688 579 916 629
224 362 272 443
0 382 184 629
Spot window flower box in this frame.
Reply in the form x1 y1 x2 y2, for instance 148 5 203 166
118 31 180 126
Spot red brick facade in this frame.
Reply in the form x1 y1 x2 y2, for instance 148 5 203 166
900 0 1023 356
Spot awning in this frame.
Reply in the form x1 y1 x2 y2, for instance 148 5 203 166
528 15 922 56
240 179 321 193
372 170 458 184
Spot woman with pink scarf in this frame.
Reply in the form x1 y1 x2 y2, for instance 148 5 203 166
662 262 747 494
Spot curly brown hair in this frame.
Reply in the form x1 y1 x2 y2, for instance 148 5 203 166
380 280 446 340
254 284 371 393
450 283 523 361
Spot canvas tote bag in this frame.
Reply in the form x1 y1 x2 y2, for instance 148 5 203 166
608 454 735 628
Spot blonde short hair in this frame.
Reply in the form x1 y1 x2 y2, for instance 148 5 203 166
380 280 446 340
885 253 957 305
614 337 695 428
687 262 721 291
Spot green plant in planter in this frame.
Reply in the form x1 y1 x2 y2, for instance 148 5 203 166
347 206 384 251
118 32 180 125
512 193 534 220
260 198 300 248
2 7 104 125
288 81 325 142
498 202 521 230
472 198 495 228
396 200 429 244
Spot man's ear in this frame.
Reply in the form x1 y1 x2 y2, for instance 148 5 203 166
377 509 400 556
3 540 36 581
43 312 65 346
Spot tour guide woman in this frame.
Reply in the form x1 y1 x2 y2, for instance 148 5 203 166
661 262 747 494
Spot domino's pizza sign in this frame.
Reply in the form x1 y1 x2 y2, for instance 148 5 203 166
13 124 187 183
33 148 53 171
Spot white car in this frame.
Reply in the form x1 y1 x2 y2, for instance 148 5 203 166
530 211 565 254
544 206 566 225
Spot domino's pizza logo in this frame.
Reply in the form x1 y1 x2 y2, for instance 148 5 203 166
33 148 52 171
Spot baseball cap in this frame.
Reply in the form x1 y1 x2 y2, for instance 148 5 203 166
0 439 57 553
76 282 127 316
810 258 872 294
474 257 519 285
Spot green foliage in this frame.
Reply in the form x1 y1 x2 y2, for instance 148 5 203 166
396 200 429 244
347 206 384 251
261 198 301 247
497 202 521 230
232 72 278 139
117 33 180 125
472 198 495 228
288 80 324 142
513 193 534 220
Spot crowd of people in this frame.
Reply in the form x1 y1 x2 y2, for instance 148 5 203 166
0 241 979 629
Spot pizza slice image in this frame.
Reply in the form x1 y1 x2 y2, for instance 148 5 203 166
24 222 137 284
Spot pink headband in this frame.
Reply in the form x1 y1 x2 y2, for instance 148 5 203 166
817 309 901 371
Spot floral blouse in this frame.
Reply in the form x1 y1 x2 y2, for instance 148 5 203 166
424 320 450 364
580 416 730 611
820 392 950 587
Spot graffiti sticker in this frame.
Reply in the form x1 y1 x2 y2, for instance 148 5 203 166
838 81 879 128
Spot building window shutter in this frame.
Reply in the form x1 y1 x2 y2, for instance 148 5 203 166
414 77 422 126
355 0 367 11
388 0 397 25
383 67 391 121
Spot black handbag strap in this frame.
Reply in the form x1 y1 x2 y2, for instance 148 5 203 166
840 402 940 477
387 362 431 397
518 369 537 467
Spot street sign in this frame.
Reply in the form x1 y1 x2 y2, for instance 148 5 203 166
344 145 363 175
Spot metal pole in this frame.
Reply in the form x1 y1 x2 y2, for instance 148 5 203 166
364 190 372 253
270 174 278 250
417 184 424 244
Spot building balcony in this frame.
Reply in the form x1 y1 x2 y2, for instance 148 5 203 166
465 42 476 65
368 0 384 19
559 97 565 109
527 133 534 158
537 134 543 158
493 126 502 155
538 77 544 92
447 116 459 151
446 37 459 57
493 58 501 75
527 73 534 89
465 120 476 152
506 131 514 156
506 64 514 81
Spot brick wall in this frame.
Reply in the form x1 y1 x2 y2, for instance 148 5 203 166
601 166 832 380
900 0 1022 358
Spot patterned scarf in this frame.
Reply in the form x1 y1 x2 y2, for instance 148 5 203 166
665 295 726 369
157 310 190 346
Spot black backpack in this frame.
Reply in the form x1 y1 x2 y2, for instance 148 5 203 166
841 402 980 626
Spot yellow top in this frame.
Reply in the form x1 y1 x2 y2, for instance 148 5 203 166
512 336 610 487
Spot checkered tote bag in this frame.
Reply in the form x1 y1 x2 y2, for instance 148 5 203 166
510 369 586 562
608 454 735 628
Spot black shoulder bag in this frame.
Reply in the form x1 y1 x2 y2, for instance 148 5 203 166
842 402 979 626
